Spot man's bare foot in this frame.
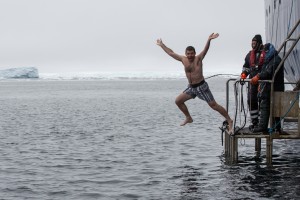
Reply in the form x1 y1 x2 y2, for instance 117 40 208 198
180 117 193 126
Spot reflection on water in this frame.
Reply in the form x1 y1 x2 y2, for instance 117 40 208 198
222 139 300 200
180 165 202 198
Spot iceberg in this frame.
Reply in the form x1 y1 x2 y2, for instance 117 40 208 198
0 67 39 78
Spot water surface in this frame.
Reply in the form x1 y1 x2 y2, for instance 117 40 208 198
0 79 299 199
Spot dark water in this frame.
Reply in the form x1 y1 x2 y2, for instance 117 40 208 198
0 78 299 200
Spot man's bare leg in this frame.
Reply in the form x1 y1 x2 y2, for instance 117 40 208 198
208 100 233 133
175 93 193 126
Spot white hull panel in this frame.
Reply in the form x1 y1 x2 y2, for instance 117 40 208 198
265 0 300 83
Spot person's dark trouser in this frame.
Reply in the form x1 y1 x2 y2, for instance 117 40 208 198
248 84 259 125
258 97 281 131
258 98 270 130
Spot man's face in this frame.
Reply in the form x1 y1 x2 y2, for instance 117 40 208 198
185 50 196 62
252 40 258 49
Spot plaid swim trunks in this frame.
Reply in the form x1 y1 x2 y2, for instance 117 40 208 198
183 80 215 103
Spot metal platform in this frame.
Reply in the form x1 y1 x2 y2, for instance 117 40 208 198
224 127 300 166
223 20 300 166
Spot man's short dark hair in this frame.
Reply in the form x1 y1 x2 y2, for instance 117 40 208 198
186 46 195 53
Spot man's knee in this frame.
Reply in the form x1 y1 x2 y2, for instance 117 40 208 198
175 96 185 106
175 93 192 106
175 98 181 106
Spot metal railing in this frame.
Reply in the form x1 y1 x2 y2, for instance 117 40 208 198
270 19 300 128
224 19 300 134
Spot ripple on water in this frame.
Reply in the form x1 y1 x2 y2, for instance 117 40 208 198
0 80 299 200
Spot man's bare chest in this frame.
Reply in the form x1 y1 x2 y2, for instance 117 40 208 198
184 62 201 73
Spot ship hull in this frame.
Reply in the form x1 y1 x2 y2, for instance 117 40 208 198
265 0 300 84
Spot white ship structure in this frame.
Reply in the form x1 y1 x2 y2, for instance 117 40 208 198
264 0 300 84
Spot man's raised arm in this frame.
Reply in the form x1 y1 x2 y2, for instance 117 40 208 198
198 33 219 60
156 38 182 61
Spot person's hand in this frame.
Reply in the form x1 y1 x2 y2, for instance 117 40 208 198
209 33 219 40
250 75 260 85
156 38 163 46
241 73 247 79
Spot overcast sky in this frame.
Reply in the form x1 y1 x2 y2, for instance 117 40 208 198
0 0 265 73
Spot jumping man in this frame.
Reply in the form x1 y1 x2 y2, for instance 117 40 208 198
156 33 233 131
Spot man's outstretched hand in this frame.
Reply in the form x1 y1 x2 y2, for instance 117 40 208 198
156 38 163 46
209 33 219 40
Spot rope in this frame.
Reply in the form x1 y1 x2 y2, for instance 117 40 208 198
232 80 248 135
238 82 247 146
240 83 247 129
205 73 239 80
